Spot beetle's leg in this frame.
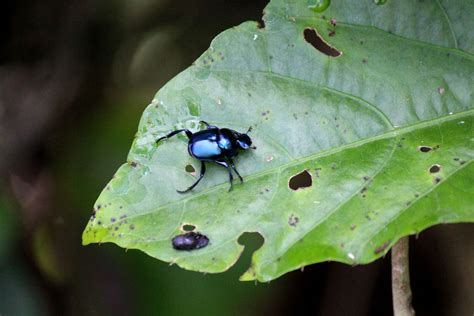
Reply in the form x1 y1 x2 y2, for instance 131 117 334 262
156 129 192 143
177 161 206 193
199 121 217 129
228 158 243 183
215 160 234 191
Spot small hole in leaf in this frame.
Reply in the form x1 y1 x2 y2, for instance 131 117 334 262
182 224 196 232
303 28 342 57
429 164 441 173
185 164 196 175
288 170 312 190
418 146 432 153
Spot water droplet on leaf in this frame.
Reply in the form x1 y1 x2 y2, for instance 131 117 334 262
307 0 331 13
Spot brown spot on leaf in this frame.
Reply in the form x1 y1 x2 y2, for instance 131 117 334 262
374 241 390 254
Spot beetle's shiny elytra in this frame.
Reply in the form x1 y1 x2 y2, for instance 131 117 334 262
172 232 209 251
156 121 255 193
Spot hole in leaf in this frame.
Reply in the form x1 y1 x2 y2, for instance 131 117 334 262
288 170 313 190
429 164 441 173
182 224 196 232
303 28 342 57
418 146 432 153
185 164 196 175
237 232 265 278
237 232 264 248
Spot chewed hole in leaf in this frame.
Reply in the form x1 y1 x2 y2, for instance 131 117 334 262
418 146 432 153
288 170 312 190
303 28 342 57
185 164 196 176
429 164 441 173
238 232 264 246
182 224 196 232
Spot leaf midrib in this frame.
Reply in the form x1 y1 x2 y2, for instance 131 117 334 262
105 108 472 229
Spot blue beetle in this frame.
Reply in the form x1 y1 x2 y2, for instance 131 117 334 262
156 121 255 193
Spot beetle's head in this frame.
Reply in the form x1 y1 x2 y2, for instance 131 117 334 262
236 128 256 150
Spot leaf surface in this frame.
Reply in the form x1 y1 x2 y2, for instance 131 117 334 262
83 0 474 281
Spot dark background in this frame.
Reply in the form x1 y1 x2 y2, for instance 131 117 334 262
1 0 473 315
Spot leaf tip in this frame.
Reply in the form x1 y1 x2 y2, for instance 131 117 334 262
239 269 256 282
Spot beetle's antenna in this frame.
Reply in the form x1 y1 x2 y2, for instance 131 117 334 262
247 126 253 134
250 146 257 150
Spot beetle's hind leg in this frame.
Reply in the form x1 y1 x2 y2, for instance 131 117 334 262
156 129 193 143
177 161 206 193
228 159 243 183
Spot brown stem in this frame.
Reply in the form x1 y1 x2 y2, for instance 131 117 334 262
392 237 415 316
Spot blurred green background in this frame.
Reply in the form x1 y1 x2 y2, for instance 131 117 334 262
1 0 472 315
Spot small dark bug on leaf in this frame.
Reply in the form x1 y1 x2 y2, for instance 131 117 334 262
156 121 256 193
172 232 209 251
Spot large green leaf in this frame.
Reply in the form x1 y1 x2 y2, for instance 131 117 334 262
82 0 474 281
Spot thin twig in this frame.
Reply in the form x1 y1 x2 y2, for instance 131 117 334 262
392 237 415 316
